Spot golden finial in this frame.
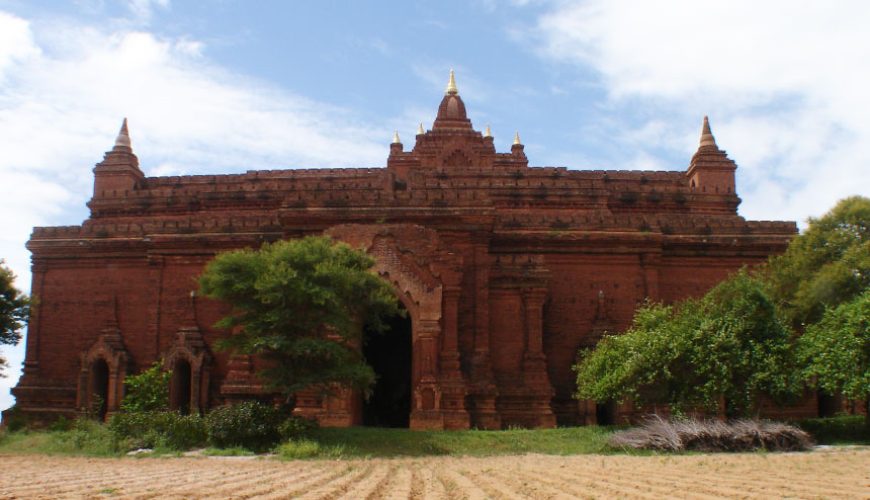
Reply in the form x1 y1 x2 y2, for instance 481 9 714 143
513 131 521 145
417 123 424 135
484 124 492 138
392 130 401 144
445 69 458 95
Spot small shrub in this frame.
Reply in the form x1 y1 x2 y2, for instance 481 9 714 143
278 416 319 441
205 401 283 452
166 414 208 450
120 362 170 413
276 439 345 460
108 411 206 451
609 415 813 452
798 415 870 444
48 416 74 432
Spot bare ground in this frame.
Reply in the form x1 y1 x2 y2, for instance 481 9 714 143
0 448 868 499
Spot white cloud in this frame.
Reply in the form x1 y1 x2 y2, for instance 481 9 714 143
526 0 870 224
0 10 390 411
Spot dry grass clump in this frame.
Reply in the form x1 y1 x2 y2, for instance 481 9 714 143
609 415 813 452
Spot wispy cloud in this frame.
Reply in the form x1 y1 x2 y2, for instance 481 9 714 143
126 0 170 24
522 0 870 223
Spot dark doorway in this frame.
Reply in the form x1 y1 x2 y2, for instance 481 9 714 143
596 400 617 425
171 359 192 415
89 359 109 421
818 391 842 417
362 307 412 427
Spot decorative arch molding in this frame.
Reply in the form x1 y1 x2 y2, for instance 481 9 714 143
76 326 129 419
162 325 212 414
326 223 469 429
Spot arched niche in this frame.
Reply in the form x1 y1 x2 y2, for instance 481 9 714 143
163 328 212 415
77 332 129 420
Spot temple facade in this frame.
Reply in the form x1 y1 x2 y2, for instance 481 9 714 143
9 72 807 429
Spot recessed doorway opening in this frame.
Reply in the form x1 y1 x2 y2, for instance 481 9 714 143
89 359 109 421
362 306 412 428
170 359 192 415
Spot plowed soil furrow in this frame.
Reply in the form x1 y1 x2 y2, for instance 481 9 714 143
481 465 584 499
549 461 745 500
206 466 303 498
407 464 424 500
232 464 328 499
383 464 413 499
239 464 342 500
525 463 718 500
492 465 661 500
453 465 526 500
642 463 862 498
439 464 498 500
160 465 264 498
1 449 869 499
332 463 390 500
1 465 114 493
294 463 375 500
103 462 230 495
433 466 470 500
416 464 447 500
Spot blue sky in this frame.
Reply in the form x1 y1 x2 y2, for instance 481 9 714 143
1 0 868 411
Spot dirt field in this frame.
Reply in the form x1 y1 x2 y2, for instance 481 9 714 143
0 448 868 499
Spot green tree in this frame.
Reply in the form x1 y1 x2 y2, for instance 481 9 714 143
767 196 870 327
120 362 170 412
574 271 800 417
798 290 870 424
198 236 400 406
0 260 29 377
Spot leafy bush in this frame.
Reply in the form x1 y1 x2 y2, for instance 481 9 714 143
120 362 170 413
275 439 345 459
278 415 319 441
48 416 73 432
798 415 870 444
205 401 283 452
109 411 206 451
575 271 801 417
609 416 813 452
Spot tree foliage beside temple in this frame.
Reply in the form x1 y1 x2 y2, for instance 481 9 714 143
0 260 29 377
199 236 401 404
575 196 870 419
575 271 799 417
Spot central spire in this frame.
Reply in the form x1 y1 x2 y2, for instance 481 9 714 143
445 69 458 95
433 70 472 131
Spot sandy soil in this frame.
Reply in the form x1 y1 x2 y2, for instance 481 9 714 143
0 448 868 499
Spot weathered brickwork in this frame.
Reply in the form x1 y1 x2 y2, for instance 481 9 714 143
9 76 815 428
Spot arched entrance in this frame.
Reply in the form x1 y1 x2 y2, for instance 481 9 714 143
170 359 193 415
89 359 109 420
362 306 412 427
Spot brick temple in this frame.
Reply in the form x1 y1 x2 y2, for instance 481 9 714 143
9 72 805 429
